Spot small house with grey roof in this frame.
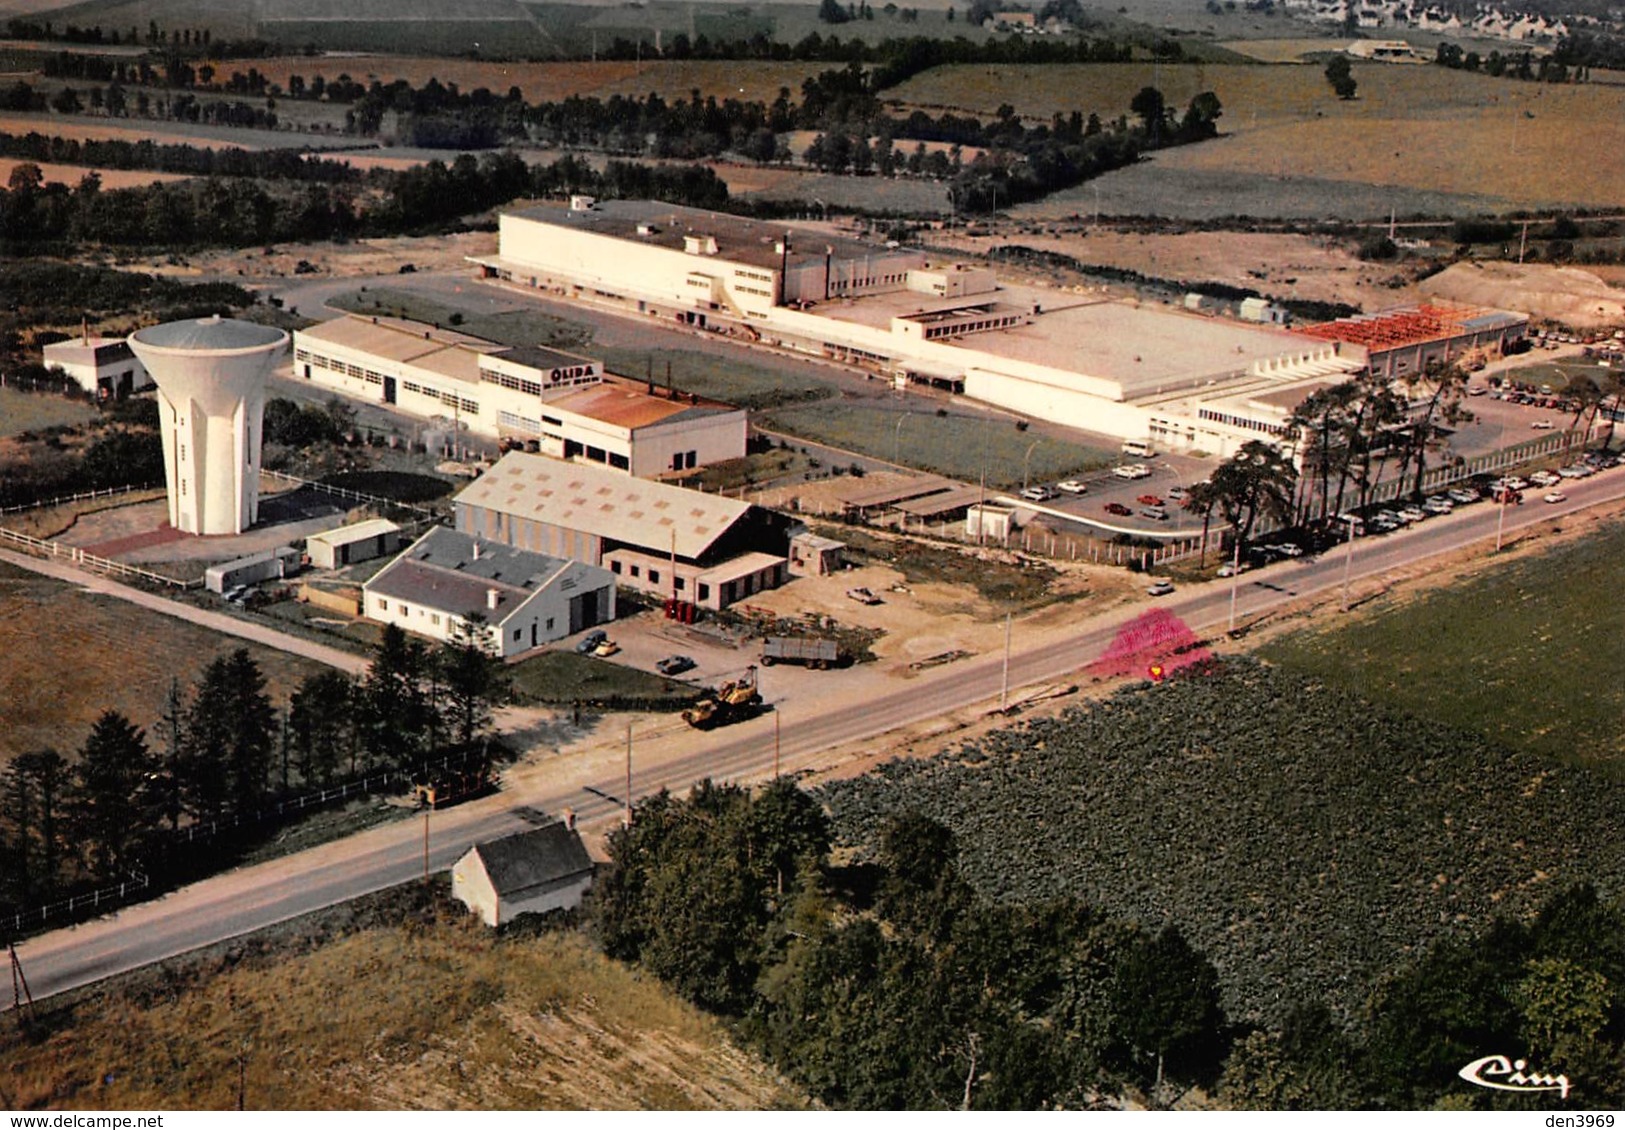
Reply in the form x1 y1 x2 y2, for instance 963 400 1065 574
362 525 614 658
451 823 595 927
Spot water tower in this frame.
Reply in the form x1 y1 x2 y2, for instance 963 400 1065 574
128 316 288 536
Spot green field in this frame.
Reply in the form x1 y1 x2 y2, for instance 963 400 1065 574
594 345 837 409
330 288 592 351
1261 517 1625 774
0 386 98 437
762 400 1112 484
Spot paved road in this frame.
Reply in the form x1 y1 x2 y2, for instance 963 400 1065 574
0 548 369 676
9 465 1624 1007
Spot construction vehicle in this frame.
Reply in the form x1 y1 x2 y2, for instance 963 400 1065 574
761 636 841 669
681 666 763 730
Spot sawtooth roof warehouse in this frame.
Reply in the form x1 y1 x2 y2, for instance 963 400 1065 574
472 199 1528 457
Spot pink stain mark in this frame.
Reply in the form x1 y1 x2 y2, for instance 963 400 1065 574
1089 608 1213 682
81 523 189 558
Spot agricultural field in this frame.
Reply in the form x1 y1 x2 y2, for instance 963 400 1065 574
32 0 260 39
0 387 98 437
329 288 593 352
1260 516 1625 774
760 399 1112 484
0 560 327 768
2 884 805 1110
0 157 188 189
821 656 1625 1025
0 111 358 151
890 62 1625 217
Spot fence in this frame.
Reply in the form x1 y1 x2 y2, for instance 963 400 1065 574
0 481 162 516
262 469 437 516
3 873 150 938
0 526 198 589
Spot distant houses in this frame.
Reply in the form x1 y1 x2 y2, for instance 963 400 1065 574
451 823 595 927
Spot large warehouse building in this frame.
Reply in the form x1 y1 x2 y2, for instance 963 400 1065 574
291 315 747 475
452 451 793 611
473 199 1528 458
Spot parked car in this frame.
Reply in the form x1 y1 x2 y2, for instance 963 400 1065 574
655 655 696 676
1397 506 1428 523
1267 543 1304 557
1139 506 1169 521
1019 484 1058 502
1136 494 1165 507
1167 485 1188 501
593 639 621 657
1146 580 1175 596
1422 495 1454 514
846 586 882 605
1217 562 1245 577
1543 490 1567 504
1528 471 1561 487
1112 463 1152 480
1448 488 1481 504
1531 419 1554 430
1103 501 1133 516
575 629 608 655
1056 479 1089 495
222 584 248 603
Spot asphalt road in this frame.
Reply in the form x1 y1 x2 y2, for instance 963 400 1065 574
9 462 1624 1009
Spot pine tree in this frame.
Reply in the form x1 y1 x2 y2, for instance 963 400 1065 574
72 711 154 877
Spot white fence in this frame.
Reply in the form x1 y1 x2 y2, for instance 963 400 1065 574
0 526 198 589
0 481 162 516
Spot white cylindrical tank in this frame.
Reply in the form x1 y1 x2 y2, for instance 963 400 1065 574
128 316 289 536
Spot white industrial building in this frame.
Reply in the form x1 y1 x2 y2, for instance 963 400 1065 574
291 315 746 475
472 199 1530 459
363 525 615 658
43 336 151 399
127 316 288 536
453 451 793 611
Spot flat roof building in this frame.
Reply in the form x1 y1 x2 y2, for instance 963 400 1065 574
43 336 151 399
291 314 746 476
305 517 402 570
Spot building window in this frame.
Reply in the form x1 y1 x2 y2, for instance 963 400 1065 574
674 577 685 591
649 570 660 585
698 583 710 601
430 614 440 626
513 628 523 641
610 560 622 574
378 599 388 611
629 565 640 578
546 617 554 631
401 604 410 617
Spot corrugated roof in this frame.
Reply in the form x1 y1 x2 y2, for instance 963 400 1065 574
454 451 751 559
298 315 504 365
306 517 400 549
364 526 593 623
472 823 593 895
547 379 728 430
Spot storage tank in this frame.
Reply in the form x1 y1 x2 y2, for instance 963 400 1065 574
128 316 289 535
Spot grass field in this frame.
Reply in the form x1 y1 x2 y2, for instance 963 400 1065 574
0 387 98 437
1260 515 1625 774
0 157 188 190
761 400 1112 484
508 650 701 706
330 288 593 351
593 344 837 409
892 62 1625 214
2 883 804 1110
0 561 328 768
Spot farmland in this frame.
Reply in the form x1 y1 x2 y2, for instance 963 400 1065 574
0 157 187 189
330 287 593 352
593 344 838 409
1 883 805 1110
890 62 1625 216
0 560 327 768
821 656 1625 1025
1260 515 1625 774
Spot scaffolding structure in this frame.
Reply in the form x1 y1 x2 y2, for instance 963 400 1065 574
1297 302 1487 350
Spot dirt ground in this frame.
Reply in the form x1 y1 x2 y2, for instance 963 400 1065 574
135 229 498 281
1421 261 1625 329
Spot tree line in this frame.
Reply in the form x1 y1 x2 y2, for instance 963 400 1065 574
0 623 503 921
588 779 1625 1106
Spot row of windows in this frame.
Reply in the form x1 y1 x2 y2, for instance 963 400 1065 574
610 560 713 599
733 268 773 284
484 370 544 397
922 314 1023 341
305 350 386 386
1197 408 1286 436
735 284 774 298
499 410 543 435
685 277 713 290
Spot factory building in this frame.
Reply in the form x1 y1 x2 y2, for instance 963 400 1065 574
452 451 792 611
291 315 746 475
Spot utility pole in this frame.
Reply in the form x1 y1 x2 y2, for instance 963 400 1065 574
9 943 34 1024
1226 530 1242 634
1000 612 1012 712
624 725 634 826
422 804 430 883
1340 516 1356 612
774 711 781 780
1496 490 1511 551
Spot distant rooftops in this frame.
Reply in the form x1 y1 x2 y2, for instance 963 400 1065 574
1298 302 1526 351
366 526 577 621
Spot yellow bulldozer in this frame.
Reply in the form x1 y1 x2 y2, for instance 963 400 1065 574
681 666 764 730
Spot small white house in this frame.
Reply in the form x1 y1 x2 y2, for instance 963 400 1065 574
43 336 151 398
363 526 615 658
451 823 595 927
305 517 401 570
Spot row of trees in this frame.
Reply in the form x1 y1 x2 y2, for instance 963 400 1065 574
593 786 1230 1107
1436 40 1594 83
0 624 502 918
590 773 1625 1108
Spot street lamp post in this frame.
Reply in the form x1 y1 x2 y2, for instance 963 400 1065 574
1022 438 1042 491
1340 514 1357 612
1227 528 1242 634
893 411 913 467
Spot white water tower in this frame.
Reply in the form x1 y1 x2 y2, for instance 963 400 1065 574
128 316 289 536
